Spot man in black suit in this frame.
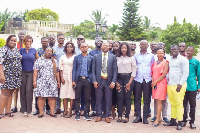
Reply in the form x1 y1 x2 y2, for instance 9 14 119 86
92 42 117 123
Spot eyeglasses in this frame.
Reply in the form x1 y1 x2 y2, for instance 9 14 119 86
58 38 65 40
179 46 185 47
77 38 84 41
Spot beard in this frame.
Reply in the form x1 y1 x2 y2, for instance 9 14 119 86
109 48 112 51
49 42 55 47
96 45 101 48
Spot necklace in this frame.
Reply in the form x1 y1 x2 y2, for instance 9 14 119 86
157 60 163 65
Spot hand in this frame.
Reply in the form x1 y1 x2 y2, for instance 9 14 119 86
176 84 182 92
33 81 37 88
72 81 76 88
109 82 115 89
93 82 99 89
116 82 121 92
0 74 5 84
198 89 200 92
151 82 156 89
125 82 131 92
57 82 61 88
61 77 65 85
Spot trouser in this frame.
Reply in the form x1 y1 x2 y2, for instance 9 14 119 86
20 71 33 114
134 79 151 120
35 97 50 111
96 78 112 118
55 89 61 110
167 83 186 121
183 91 196 124
91 86 96 111
153 95 168 118
80 89 85 111
75 77 91 114
117 73 133 119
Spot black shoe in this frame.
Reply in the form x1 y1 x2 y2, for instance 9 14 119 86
181 121 187 127
46 110 50 115
151 117 156 122
33 110 39 115
163 118 177 126
190 123 196 129
75 113 80 121
117 117 122 122
163 117 170 123
132 117 142 123
54 109 61 114
177 121 182 130
89 111 96 117
11 107 18 113
83 114 91 121
143 119 149 124
50 114 57 118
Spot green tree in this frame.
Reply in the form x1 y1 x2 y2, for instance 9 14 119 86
142 16 152 32
15 9 29 22
26 8 59 22
106 24 119 40
70 20 96 39
161 17 200 54
0 38 6 48
118 0 144 41
90 9 108 24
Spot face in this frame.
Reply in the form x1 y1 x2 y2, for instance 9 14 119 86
108 40 113 51
18 32 25 40
156 49 164 60
45 47 53 58
48 36 55 47
171 46 179 58
157 43 165 49
179 43 186 52
121 44 128 55
66 44 74 53
129 43 136 50
95 39 103 48
140 41 148 51
77 38 85 46
101 43 109 53
80 43 88 53
25 39 32 49
8 37 17 48
150 42 157 51
41 38 48 48
57 35 65 45
113 42 119 52
186 47 194 58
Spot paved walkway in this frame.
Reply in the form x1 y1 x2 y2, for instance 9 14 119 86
0 99 200 133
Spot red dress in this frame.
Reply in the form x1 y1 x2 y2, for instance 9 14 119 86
152 60 168 100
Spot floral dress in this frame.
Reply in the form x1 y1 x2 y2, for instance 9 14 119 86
0 46 22 89
33 57 58 97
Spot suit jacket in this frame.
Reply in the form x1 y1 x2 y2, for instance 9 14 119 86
72 54 93 83
92 52 117 85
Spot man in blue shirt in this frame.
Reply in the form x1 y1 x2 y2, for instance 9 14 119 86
72 42 93 121
132 40 155 124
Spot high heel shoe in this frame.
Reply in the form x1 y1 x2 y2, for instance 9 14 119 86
38 114 44 118
152 120 161 127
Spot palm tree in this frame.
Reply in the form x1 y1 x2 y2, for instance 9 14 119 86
90 9 108 24
142 16 152 32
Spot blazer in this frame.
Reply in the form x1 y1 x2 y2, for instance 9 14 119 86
72 54 93 83
92 52 117 85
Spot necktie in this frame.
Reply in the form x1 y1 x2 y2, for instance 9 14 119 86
102 53 107 74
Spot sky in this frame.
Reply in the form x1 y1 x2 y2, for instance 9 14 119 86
1 0 200 29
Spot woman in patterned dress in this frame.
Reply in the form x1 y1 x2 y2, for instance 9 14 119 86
0 35 22 119
33 47 60 118
59 41 75 118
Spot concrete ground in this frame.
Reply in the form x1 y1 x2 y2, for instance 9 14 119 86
0 98 200 133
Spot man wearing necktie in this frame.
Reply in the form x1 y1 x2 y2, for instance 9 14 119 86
92 42 117 123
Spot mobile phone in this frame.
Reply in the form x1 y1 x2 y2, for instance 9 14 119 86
154 85 157 90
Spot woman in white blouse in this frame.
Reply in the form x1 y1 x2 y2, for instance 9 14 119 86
116 42 137 123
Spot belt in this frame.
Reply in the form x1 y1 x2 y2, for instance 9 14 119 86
118 73 131 76
78 76 88 79
101 76 108 79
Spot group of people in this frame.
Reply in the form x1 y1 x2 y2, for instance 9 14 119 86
0 31 199 131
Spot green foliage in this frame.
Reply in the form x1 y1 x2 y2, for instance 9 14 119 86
0 38 6 48
70 20 96 39
15 9 29 22
26 8 59 22
118 0 145 41
90 9 108 24
161 17 200 54
0 8 17 33
106 24 119 40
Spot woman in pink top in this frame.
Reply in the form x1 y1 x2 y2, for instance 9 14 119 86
151 48 169 126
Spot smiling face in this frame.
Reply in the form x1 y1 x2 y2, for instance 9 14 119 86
80 43 88 53
140 41 148 51
66 44 73 53
179 43 186 52
113 42 119 52
186 46 194 58
150 42 157 51
171 45 179 58
25 39 32 49
57 35 65 45
41 38 48 49
121 44 128 56
156 49 164 60
8 37 17 48
45 47 53 58
101 43 109 53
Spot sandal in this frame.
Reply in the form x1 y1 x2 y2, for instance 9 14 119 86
50 114 57 118
61 113 67 117
65 114 72 118
38 114 44 118
0 114 4 119
5 113 15 117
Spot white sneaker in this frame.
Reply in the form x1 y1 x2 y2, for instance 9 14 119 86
28 113 32 117
24 112 28 117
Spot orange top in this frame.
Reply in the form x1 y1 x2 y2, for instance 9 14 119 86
16 41 25 50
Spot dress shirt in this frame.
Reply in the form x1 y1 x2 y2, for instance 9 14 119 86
75 47 82 55
101 52 108 77
53 45 65 62
79 55 88 77
89 48 101 57
134 52 155 83
187 57 200 91
117 56 137 77
168 54 189 85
